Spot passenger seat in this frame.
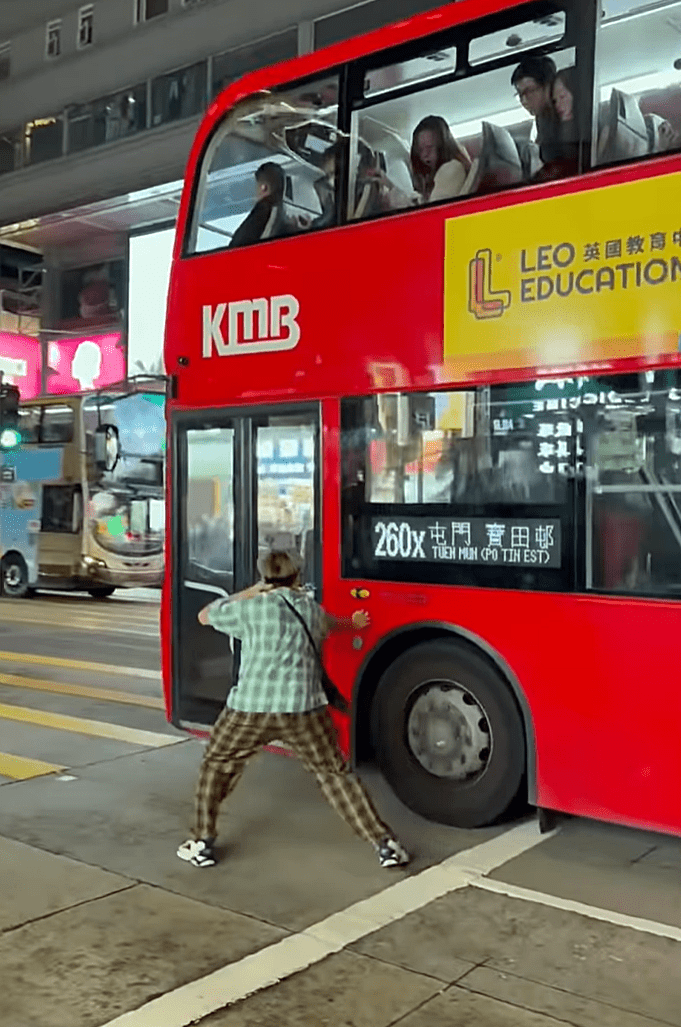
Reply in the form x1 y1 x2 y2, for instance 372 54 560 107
461 122 524 194
597 89 649 162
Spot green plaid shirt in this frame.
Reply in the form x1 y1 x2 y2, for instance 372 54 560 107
206 588 328 713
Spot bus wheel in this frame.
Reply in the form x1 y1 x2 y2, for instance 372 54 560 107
88 587 115 599
371 640 525 828
2 554 29 599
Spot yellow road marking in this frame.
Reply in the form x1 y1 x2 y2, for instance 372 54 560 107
0 703 180 748
0 650 160 680
0 671 164 709
0 751 65 780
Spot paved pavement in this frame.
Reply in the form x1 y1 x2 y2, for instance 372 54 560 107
0 589 680 1027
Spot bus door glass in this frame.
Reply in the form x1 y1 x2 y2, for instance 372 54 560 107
39 483 82 582
176 424 236 726
174 407 320 728
255 413 319 593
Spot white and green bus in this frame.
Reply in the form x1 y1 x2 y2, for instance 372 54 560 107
15 382 165 598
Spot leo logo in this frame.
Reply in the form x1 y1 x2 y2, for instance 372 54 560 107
202 295 300 357
468 249 511 320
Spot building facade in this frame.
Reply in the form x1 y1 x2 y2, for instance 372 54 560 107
0 0 444 393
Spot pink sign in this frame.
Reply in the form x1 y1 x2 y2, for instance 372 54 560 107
46 333 126 395
0 332 42 399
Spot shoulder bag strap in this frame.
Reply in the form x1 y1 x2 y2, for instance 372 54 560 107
278 593 350 715
278 594 324 669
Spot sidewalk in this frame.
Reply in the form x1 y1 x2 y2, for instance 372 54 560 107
1 739 680 1027
4 826 681 1027
193 880 681 1026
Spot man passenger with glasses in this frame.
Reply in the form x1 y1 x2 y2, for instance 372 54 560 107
511 55 561 166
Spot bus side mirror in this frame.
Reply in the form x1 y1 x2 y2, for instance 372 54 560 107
94 424 120 472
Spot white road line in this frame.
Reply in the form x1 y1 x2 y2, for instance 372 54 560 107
99 820 554 1027
469 876 681 942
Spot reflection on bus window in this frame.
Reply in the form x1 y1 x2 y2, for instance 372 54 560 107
351 388 569 506
343 372 681 597
189 77 340 253
256 420 315 590
82 393 165 487
89 491 164 556
585 371 681 596
596 0 681 165
186 427 235 589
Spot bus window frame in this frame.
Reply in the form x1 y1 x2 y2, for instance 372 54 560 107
40 404 75 445
41 483 82 534
182 0 600 258
340 389 577 594
169 401 322 728
346 0 596 220
183 67 346 259
592 0 681 173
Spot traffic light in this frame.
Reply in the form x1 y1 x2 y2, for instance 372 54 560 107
0 428 21 449
0 385 20 429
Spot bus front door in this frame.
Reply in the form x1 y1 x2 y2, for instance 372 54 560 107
173 407 320 729
38 484 83 586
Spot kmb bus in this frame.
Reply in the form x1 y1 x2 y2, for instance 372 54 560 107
15 382 165 598
162 0 681 834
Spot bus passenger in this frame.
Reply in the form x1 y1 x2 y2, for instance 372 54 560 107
228 161 290 248
511 55 560 165
309 138 383 227
308 139 341 229
370 115 472 209
551 66 580 171
177 550 410 870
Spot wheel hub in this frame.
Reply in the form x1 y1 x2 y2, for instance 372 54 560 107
407 681 491 780
5 566 21 588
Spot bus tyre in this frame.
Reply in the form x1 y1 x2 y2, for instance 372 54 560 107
88 587 116 599
371 640 526 829
1 554 29 599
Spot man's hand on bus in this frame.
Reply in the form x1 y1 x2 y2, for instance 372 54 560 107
351 609 370 629
324 609 371 634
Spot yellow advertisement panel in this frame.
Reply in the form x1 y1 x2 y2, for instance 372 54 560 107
444 172 681 372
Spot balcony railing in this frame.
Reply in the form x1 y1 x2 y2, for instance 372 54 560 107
0 28 298 177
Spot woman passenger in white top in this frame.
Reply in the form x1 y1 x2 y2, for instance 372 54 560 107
374 115 472 209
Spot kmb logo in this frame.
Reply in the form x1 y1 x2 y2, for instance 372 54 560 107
468 249 511 320
202 295 300 357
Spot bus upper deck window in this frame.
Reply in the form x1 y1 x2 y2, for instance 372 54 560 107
350 8 577 222
41 405 74 443
187 76 340 255
19 407 41 443
595 0 681 165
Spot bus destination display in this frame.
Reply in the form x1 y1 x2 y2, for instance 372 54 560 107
371 517 561 568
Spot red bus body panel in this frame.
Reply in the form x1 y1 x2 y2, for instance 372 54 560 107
162 0 681 837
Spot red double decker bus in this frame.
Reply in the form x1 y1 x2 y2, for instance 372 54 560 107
162 0 681 834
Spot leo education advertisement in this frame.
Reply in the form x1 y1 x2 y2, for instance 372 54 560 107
444 171 681 373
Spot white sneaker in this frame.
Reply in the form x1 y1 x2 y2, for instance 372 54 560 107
377 837 410 868
177 838 217 867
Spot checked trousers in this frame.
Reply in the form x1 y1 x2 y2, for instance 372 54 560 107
193 706 390 846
